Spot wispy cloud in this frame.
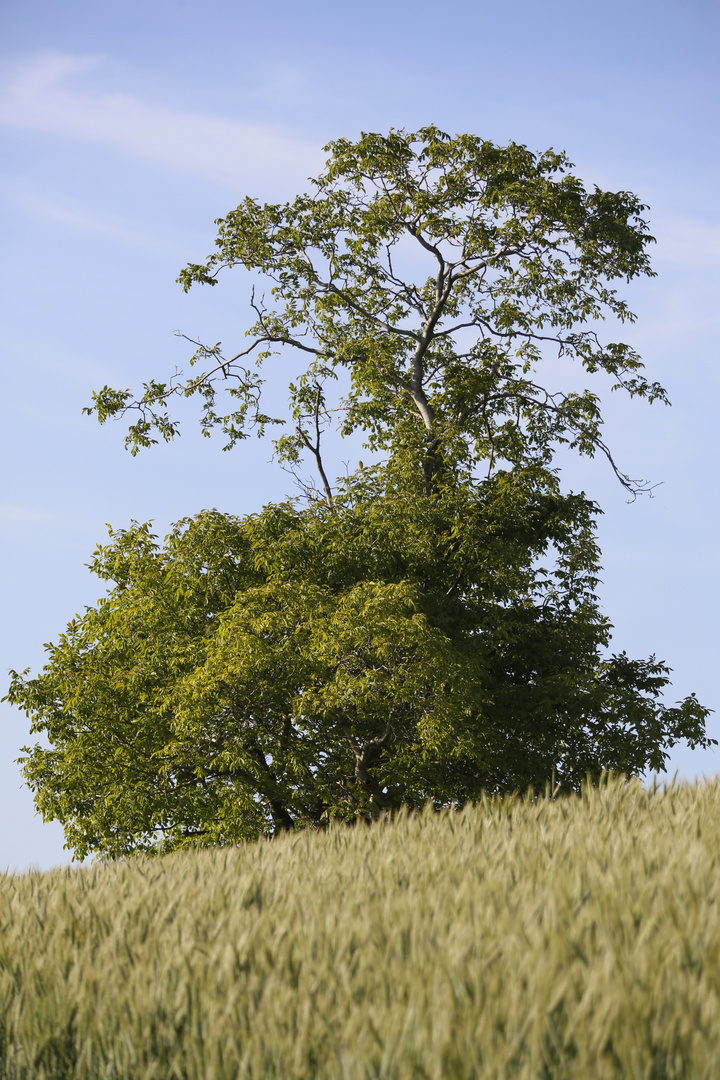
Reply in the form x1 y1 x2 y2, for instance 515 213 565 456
0 52 321 192
1 183 188 255
0 504 67 526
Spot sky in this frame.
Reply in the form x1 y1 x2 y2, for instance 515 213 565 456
1 0 718 871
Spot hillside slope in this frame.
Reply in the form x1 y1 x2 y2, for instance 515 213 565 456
2 777 720 1078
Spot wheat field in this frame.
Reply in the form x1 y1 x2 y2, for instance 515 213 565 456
2 777 720 1078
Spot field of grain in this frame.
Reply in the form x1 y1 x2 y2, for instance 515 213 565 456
2 777 720 1079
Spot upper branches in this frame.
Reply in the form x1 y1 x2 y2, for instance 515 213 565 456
88 126 663 497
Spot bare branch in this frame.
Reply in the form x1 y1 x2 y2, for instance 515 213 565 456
298 383 334 506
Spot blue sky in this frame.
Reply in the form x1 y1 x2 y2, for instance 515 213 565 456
1 0 718 871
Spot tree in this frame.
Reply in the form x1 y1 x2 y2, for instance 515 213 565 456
6 128 713 858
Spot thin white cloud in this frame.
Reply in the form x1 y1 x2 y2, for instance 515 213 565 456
0 504 64 526
2 184 187 255
0 51 321 192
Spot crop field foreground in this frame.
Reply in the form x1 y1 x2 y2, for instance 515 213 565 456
2 777 720 1079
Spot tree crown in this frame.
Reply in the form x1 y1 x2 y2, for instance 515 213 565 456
88 127 665 498
8 128 713 860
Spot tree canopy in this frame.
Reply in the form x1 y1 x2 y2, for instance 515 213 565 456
6 128 713 858
88 126 666 495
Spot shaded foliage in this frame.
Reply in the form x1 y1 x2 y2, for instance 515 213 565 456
8 474 711 857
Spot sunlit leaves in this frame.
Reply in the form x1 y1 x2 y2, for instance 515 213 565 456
88 128 662 494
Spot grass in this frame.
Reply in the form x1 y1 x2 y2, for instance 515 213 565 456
2 776 720 1078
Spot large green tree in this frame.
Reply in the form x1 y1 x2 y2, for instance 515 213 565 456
6 128 713 858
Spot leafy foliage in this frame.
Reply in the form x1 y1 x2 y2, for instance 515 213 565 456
7 482 711 858
6 128 714 857
87 126 665 493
